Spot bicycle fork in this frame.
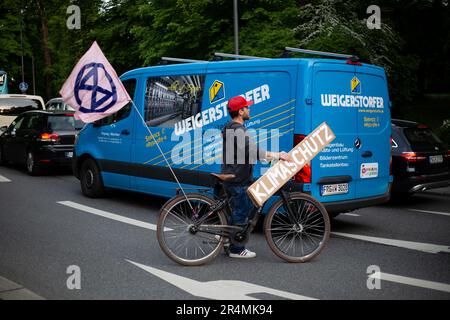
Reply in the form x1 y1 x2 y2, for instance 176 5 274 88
279 190 301 228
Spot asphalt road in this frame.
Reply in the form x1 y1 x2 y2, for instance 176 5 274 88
0 165 449 300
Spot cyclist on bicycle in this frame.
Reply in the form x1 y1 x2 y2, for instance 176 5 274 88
221 96 291 258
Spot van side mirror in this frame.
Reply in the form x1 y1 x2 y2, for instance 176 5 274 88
93 119 105 127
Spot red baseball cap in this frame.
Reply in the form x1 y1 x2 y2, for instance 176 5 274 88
227 96 254 112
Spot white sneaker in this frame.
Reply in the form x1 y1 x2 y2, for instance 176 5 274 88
229 249 256 259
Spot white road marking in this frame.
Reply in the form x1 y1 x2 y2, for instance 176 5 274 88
409 209 450 217
57 201 171 231
127 260 316 300
369 271 450 293
342 213 360 217
332 232 450 254
0 175 11 182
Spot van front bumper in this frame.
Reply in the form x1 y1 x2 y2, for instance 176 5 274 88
322 184 392 214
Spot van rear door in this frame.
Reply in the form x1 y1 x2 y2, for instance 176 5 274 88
354 69 391 198
311 62 358 202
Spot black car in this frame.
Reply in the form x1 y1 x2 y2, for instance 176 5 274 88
391 119 450 195
0 110 84 175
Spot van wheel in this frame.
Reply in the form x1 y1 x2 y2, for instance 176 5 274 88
80 158 105 198
26 152 41 176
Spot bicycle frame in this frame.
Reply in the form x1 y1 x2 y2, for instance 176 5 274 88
186 186 299 245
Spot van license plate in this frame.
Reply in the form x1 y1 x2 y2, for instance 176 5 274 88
429 155 443 164
65 152 73 158
321 183 348 196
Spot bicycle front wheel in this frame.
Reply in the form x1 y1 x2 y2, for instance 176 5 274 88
264 192 330 263
157 193 228 266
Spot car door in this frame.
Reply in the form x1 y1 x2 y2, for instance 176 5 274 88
354 69 391 198
16 113 44 164
91 78 136 189
311 62 358 202
133 71 207 197
2 115 26 163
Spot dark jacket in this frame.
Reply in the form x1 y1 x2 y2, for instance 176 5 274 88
221 120 266 185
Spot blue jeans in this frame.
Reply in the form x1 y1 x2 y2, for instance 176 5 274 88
224 184 256 254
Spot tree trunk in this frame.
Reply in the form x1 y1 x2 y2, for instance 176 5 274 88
37 0 52 99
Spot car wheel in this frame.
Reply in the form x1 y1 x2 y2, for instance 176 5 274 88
80 158 105 198
0 146 5 165
26 151 41 176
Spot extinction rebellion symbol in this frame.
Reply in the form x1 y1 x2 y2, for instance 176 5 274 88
74 63 117 113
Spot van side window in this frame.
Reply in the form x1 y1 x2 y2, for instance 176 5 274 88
144 75 205 127
96 78 136 126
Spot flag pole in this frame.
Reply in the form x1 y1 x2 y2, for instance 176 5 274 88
129 100 194 211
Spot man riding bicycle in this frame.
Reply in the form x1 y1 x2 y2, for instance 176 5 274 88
221 96 291 258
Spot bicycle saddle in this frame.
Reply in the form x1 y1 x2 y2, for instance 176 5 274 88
210 173 236 181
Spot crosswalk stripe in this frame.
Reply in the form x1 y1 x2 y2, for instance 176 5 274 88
369 271 450 293
332 232 450 254
0 175 11 182
409 209 450 217
57 201 170 231
342 213 360 217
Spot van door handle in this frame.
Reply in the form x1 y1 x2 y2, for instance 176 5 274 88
121 129 130 136
361 151 373 158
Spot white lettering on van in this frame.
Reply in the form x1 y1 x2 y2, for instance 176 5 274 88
173 84 271 136
320 94 384 109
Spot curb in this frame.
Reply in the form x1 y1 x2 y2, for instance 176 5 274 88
0 276 45 300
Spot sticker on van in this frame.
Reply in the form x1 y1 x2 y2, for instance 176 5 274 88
209 80 225 103
360 163 379 179
351 76 361 94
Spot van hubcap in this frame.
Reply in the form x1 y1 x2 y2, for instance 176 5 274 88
85 169 94 188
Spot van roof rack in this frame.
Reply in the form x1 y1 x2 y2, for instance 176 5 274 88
160 57 207 64
284 47 359 61
213 52 269 60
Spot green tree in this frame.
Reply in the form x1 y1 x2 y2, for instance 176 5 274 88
294 0 420 105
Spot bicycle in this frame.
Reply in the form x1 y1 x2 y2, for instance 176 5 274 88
156 173 330 266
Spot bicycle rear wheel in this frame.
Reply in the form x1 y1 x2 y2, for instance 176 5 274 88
157 193 228 266
264 192 330 263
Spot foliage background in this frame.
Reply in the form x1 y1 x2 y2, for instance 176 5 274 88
0 0 449 136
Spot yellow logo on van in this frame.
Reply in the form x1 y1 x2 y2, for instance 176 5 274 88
351 76 361 94
209 80 225 103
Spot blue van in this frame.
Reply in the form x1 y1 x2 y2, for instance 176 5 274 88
73 53 392 214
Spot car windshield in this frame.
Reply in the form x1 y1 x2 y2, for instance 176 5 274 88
48 115 84 131
403 127 443 148
0 98 43 115
47 101 75 111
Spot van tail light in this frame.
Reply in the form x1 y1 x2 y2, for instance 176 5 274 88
390 136 393 175
293 134 311 183
401 152 426 162
39 133 59 142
